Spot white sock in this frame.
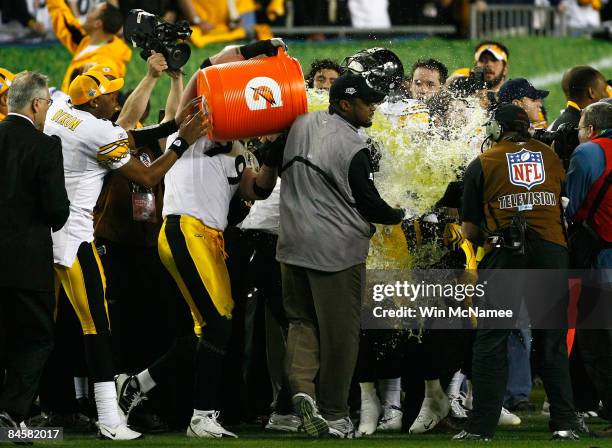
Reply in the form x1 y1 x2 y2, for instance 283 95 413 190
378 377 401 408
136 369 157 394
94 381 122 428
424 379 444 399
74 377 88 399
193 409 214 417
359 382 376 402
446 371 465 398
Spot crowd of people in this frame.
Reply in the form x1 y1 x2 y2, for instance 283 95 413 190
1 0 612 444
2 0 612 44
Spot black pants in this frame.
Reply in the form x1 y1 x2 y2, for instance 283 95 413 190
98 239 178 373
242 230 288 415
0 287 55 422
575 329 612 421
465 238 576 437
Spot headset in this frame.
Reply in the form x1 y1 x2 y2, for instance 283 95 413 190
484 116 504 142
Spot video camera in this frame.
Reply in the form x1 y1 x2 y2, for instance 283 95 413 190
124 9 192 71
532 122 579 166
448 67 487 98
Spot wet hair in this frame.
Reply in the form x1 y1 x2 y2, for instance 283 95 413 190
410 59 448 84
306 59 342 87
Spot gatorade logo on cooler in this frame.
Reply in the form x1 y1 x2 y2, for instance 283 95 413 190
245 77 284 111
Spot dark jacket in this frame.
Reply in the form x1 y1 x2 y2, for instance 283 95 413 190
0 114 70 291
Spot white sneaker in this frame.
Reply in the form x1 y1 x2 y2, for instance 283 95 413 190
358 394 381 435
328 416 356 438
292 393 328 438
265 412 302 432
409 395 450 434
449 394 468 420
186 412 237 438
498 407 521 426
97 422 143 440
377 403 403 431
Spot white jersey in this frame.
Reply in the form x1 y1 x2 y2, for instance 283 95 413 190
44 95 131 267
163 134 251 231
239 180 281 234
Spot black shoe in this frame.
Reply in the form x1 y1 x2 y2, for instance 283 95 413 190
452 430 490 441
507 401 536 413
28 411 95 433
552 429 580 440
76 397 94 418
128 405 169 434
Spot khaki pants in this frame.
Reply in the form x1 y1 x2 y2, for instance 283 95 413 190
281 262 363 420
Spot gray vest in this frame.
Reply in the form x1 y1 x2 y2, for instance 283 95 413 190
276 111 373 271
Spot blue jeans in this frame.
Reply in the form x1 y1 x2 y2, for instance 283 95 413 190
504 328 532 408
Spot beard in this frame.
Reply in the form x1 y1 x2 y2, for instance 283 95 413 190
485 73 505 89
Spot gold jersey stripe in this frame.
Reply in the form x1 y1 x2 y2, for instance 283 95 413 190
98 138 129 155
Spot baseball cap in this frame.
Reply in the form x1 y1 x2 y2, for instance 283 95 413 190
0 68 15 95
494 104 530 132
86 62 120 79
498 78 549 103
69 69 124 106
329 72 387 104
474 43 508 63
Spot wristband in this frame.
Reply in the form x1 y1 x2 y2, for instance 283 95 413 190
239 40 278 60
169 137 190 158
262 134 288 168
253 178 274 199
131 120 179 148
200 58 212 69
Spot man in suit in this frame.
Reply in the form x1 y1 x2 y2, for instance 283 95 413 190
0 71 70 430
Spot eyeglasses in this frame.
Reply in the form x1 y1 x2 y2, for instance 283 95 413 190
34 97 53 106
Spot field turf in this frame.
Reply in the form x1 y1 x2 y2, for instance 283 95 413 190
30 414 611 447
2 36 612 124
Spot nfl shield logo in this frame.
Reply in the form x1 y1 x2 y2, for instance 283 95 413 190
506 148 546 190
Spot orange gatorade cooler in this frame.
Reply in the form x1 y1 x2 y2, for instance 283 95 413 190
197 48 307 141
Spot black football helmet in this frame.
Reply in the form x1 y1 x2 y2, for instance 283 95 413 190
342 48 405 95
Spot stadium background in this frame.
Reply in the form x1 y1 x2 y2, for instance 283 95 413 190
3 36 612 125
2 33 612 446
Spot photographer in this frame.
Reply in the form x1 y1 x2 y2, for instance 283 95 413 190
548 66 609 167
47 0 131 93
456 104 578 441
